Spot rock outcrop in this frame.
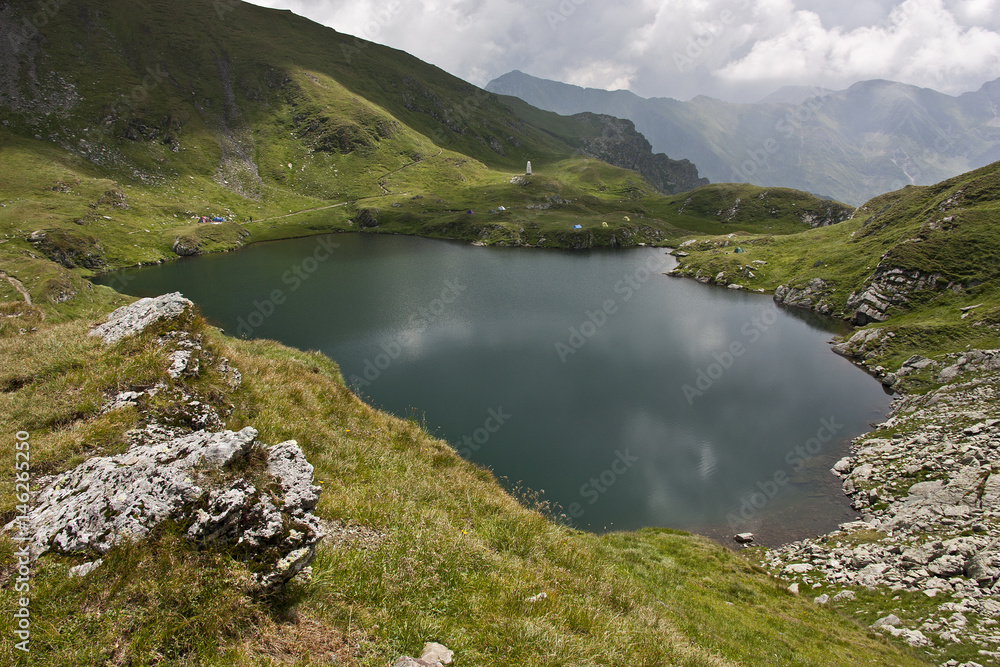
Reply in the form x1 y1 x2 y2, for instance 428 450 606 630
61 292 327 592
172 236 201 256
845 266 944 325
14 426 323 592
773 278 834 315
800 207 853 228
573 113 708 196
355 207 379 229
767 360 1000 655
90 292 194 344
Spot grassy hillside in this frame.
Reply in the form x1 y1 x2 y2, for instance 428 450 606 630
670 161 1000 375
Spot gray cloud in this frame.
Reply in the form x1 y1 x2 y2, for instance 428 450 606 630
246 0 1000 101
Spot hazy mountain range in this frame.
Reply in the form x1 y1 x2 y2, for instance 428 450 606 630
487 71 1000 205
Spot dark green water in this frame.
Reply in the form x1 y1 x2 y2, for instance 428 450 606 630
96 233 892 546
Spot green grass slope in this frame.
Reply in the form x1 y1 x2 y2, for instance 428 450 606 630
670 161 1000 374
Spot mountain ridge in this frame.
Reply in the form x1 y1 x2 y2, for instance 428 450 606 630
486 70 1000 205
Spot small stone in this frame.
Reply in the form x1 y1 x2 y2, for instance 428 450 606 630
788 583 799 595
526 592 548 603
784 563 813 574
734 533 755 544
420 642 454 665
871 614 901 628
814 594 830 605
832 590 856 601
68 559 102 578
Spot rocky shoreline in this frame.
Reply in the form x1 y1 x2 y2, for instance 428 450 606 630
761 325 1000 664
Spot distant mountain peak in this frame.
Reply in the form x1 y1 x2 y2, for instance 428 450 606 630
756 85 838 106
485 71 1000 205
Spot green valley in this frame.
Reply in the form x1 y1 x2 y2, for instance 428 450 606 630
2 0 995 665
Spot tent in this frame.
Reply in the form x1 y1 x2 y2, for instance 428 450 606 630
572 224 583 230
212 216 225 222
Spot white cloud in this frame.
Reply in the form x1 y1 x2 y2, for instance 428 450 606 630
245 0 1000 101
717 0 1000 94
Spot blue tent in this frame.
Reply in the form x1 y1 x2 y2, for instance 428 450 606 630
572 224 583 230
212 216 225 222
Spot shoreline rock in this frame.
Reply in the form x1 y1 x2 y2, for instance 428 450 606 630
765 359 1000 656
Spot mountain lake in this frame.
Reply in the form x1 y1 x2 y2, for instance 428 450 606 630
95 232 893 546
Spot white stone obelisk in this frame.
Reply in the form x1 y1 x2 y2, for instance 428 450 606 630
526 160 532 175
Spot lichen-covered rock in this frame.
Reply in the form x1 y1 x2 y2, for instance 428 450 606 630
845 266 943 325
773 278 833 314
172 236 201 256
11 427 323 593
392 642 454 667
90 292 193 344
938 349 1000 381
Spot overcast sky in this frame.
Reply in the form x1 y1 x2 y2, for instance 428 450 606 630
246 0 1000 102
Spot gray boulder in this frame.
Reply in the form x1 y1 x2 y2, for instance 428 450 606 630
14 426 323 593
773 278 833 314
392 642 454 667
90 292 193 344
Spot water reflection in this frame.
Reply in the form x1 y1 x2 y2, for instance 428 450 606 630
95 233 892 545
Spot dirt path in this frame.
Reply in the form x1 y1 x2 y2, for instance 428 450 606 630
256 149 443 223
378 149 442 194
1 270 33 306
257 200 350 223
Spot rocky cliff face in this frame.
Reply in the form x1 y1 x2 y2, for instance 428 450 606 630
771 262 953 326
574 113 708 195
845 265 945 325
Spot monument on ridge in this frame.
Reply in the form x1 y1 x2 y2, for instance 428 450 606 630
526 160 532 175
